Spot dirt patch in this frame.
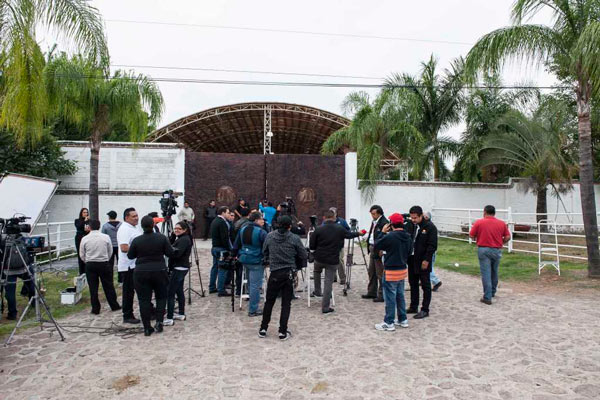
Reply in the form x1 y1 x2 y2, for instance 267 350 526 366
311 381 328 393
111 374 140 393
508 270 600 297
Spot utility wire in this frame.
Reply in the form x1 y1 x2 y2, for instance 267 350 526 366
105 19 474 46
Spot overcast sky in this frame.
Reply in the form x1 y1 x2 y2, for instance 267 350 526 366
78 0 556 140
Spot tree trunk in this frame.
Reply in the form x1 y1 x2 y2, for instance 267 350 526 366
576 82 600 278
536 185 548 235
433 153 440 181
88 105 110 220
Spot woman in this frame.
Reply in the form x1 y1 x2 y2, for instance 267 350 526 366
127 216 175 336
164 221 193 326
234 199 249 220
74 208 91 275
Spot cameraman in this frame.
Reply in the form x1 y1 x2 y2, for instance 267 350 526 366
209 206 232 296
272 203 305 236
259 216 307 340
310 210 364 314
1 229 35 321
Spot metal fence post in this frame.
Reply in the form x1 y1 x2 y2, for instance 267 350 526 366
56 224 62 259
507 206 513 253
468 210 472 244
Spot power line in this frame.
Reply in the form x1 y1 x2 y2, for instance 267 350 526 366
105 19 474 46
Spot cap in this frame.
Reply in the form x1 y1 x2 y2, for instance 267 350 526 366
389 213 404 225
107 210 117 219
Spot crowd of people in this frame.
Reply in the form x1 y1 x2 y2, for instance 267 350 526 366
67 198 510 339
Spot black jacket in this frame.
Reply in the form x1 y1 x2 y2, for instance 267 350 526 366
272 213 306 236
309 220 359 265
168 233 192 269
210 217 231 249
406 219 438 273
204 206 217 219
128 232 175 272
373 229 412 269
366 216 389 254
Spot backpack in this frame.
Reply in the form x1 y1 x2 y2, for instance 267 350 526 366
238 225 263 265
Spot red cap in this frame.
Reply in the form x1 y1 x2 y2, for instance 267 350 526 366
389 213 404 225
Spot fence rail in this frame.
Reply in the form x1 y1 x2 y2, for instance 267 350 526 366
431 207 597 262
30 221 77 263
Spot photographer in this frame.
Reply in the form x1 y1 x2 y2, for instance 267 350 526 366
362 205 389 302
164 221 193 326
259 216 307 340
258 200 276 230
310 210 364 314
272 202 305 236
74 207 91 275
127 215 176 336
209 206 232 296
373 213 412 331
232 211 267 317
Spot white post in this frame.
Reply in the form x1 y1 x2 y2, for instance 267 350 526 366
56 224 62 259
468 209 472 244
507 206 513 253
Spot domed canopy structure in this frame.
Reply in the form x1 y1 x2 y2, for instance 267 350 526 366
148 102 350 154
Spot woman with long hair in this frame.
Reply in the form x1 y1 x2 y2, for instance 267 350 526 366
164 221 193 326
74 208 91 275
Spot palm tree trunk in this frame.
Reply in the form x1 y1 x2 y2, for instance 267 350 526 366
88 105 110 220
536 185 548 235
576 82 600 278
433 153 440 181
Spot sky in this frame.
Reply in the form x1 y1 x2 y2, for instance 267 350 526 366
61 1 557 140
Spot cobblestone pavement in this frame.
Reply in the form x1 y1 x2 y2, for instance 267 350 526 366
1 243 599 399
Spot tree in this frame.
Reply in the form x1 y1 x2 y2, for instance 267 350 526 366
45 54 164 219
464 0 600 277
479 97 577 231
321 90 422 195
0 0 108 145
385 55 464 181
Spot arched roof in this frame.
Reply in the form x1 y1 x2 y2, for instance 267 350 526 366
148 102 350 154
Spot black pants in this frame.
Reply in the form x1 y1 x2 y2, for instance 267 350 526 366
75 234 86 275
85 261 120 313
121 268 136 319
260 268 293 334
134 269 168 330
204 217 215 239
408 268 432 313
367 246 384 299
167 268 188 319
109 247 122 283
2 273 35 317
235 262 243 295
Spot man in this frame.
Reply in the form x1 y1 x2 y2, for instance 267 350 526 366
424 211 443 292
178 201 195 225
203 200 217 240
101 210 122 283
322 207 350 285
373 213 412 331
116 207 142 324
209 206 232 296
310 210 363 314
362 205 389 302
469 205 510 305
258 200 277 230
259 216 307 340
406 205 438 319
80 219 121 314
233 211 268 316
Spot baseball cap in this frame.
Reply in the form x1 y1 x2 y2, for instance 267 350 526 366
389 213 404 225
107 210 117 219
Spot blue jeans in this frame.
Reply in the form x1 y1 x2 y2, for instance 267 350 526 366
478 247 502 301
430 253 441 285
209 247 228 292
167 268 188 318
382 273 406 325
245 264 264 313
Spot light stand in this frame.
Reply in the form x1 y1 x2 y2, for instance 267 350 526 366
343 222 368 296
185 224 205 304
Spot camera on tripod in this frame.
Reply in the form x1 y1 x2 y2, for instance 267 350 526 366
159 190 179 218
281 196 296 216
0 216 32 235
309 215 318 229
349 218 358 230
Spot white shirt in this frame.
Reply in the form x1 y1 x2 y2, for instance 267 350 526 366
116 221 142 272
80 231 113 263
369 216 382 245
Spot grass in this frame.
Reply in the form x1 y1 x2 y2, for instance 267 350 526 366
436 238 588 282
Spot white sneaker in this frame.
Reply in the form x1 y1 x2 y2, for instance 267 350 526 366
173 313 186 321
163 319 174 326
395 319 409 328
375 322 396 331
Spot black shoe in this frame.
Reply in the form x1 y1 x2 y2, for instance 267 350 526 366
6 314 17 320
406 308 418 314
279 331 292 341
361 294 376 299
432 282 442 292
91 310 100 315
480 298 492 305
209 289 218 294
373 298 384 303
154 322 164 333
414 311 429 319
248 310 263 317
218 292 231 297
322 308 335 314
144 327 155 336
258 328 267 338
123 317 141 324
111 305 122 312
311 291 322 298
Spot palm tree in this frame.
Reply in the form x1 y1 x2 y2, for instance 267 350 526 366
479 99 577 233
322 90 422 196
464 0 600 277
45 54 164 219
385 55 464 181
0 0 108 145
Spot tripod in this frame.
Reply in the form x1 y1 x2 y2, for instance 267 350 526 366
1 235 65 346
185 224 205 303
161 216 174 237
343 225 368 296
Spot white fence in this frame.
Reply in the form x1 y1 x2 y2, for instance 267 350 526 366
30 221 77 263
431 207 595 262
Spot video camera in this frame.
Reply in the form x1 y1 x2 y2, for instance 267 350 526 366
159 190 179 218
349 218 358 229
309 215 318 229
217 251 240 271
0 216 32 235
280 196 296 216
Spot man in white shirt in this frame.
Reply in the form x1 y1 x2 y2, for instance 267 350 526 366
178 201 195 223
80 219 121 314
117 207 142 324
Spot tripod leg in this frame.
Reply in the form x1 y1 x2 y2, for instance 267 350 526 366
5 296 34 346
187 269 192 305
34 283 65 341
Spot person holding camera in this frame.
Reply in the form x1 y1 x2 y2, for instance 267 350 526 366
259 216 307 340
163 221 193 326
233 211 267 316
127 215 176 336
209 206 232 296
373 213 412 331
310 209 364 314
74 207 91 275
362 205 389 302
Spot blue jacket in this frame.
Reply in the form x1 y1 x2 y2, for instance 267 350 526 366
233 223 267 265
